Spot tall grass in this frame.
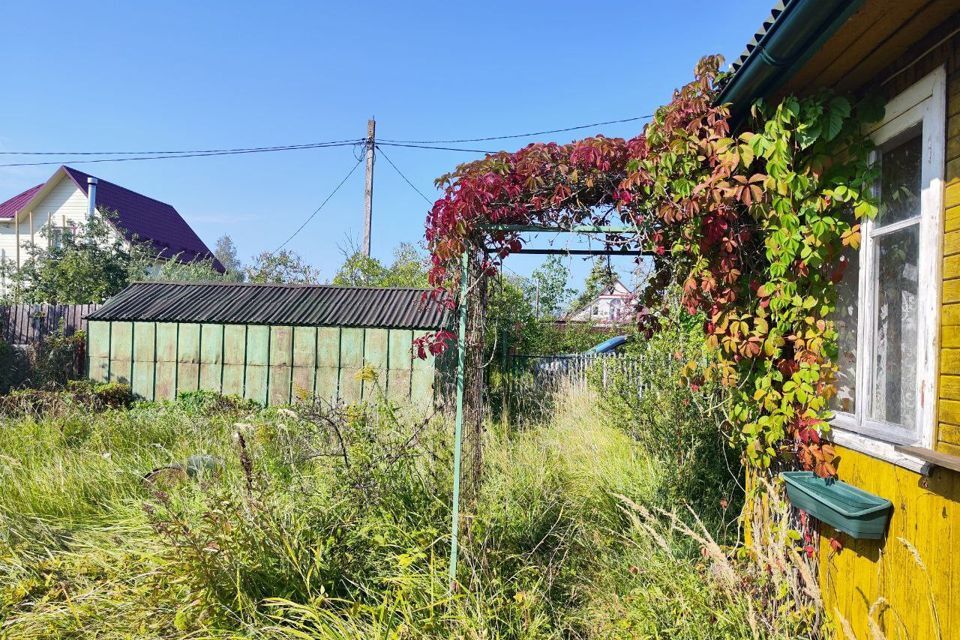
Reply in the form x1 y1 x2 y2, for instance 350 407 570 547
1 385 825 639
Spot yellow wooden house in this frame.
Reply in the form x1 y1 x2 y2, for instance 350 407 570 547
722 1 960 637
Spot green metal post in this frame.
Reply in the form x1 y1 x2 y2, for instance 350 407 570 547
449 249 469 587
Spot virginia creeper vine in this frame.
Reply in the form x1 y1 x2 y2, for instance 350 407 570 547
420 56 882 476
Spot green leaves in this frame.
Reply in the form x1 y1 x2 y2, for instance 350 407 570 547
824 96 851 142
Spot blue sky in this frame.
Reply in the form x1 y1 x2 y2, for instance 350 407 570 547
0 1 773 289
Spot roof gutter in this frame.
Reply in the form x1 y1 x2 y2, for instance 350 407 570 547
717 0 865 121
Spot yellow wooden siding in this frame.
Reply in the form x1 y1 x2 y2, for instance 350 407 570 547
941 61 960 449
819 446 960 640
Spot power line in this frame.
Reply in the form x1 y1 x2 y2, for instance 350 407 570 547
378 115 652 144
0 114 653 166
275 156 364 251
375 144 434 205
376 141 497 154
0 141 362 167
0 138 364 156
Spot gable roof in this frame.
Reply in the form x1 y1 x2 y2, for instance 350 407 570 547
0 166 222 272
88 282 451 329
0 183 44 219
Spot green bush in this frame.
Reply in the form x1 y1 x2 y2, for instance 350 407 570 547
596 296 743 529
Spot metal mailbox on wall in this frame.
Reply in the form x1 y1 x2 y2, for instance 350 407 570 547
86 282 449 406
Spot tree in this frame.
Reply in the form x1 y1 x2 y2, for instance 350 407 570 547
214 235 244 279
0 210 229 303
526 256 574 318
244 249 320 284
571 257 618 313
0 214 132 303
332 243 429 288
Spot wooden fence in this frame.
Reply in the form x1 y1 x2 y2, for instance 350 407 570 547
0 304 100 344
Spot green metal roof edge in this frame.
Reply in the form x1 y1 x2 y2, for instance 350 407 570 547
718 0 865 118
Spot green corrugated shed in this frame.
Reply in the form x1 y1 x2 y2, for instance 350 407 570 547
86 282 451 406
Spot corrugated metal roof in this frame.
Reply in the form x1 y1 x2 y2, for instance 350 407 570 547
725 1 790 77
87 282 451 330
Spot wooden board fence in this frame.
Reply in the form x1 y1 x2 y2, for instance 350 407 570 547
0 304 100 345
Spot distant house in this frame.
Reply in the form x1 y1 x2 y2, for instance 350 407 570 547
566 280 635 326
0 165 222 279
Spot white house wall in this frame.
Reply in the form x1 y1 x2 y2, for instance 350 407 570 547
0 176 89 268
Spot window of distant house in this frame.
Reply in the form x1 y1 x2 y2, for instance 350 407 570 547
49 227 64 249
832 67 946 447
592 305 600 316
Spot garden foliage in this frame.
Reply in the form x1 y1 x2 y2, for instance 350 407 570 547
420 55 882 476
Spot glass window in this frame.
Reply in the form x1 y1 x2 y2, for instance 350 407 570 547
832 123 931 443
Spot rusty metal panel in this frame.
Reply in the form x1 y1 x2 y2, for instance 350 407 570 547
246 325 269 365
223 325 247 364
292 327 317 401
155 361 176 400
338 367 362 403
315 367 339 403
411 366 434 407
176 323 200 396
156 323 178 362
410 330 434 406
388 369 412 402
87 321 110 359
339 328 363 367
317 327 340 367
338 328 363 403
107 321 133 384
245 364 268 405
87 320 110 383
244 325 269 405
268 326 293 405
362 329 389 400
200 324 223 364
199 324 224 393
177 324 200 364
132 322 156 400
388 329 413 371
222 324 246 397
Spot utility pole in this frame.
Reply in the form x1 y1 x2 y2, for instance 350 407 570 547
362 118 376 257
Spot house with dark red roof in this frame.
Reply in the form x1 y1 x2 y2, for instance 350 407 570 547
0 165 222 279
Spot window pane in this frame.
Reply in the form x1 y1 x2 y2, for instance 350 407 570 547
877 132 922 226
834 248 859 414
870 223 919 430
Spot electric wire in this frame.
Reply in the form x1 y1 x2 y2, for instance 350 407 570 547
0 139 363 156
378 115 653 144
0 141 362 168
275 156 364 251
375 144 434 205
376 142 497 154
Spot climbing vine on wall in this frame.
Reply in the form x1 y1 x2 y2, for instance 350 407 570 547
420 55 883 476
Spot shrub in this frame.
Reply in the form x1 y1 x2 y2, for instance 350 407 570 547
597 294 743 528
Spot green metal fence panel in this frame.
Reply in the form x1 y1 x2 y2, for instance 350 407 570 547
87 319 439 408
155 323 178 400
411 330 435 406
245 325 269 404
315 327 340 403
87 320 110 382
222 324 246 397
108 321 133 384
132 322 156 400
293 326 317 402
177 323 200 395
268 326 293 405
362 329 389 400
387 329 413 401
338 328 364 403
198 324 224 394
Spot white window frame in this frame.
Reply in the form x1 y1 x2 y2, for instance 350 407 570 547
830 66 946 473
